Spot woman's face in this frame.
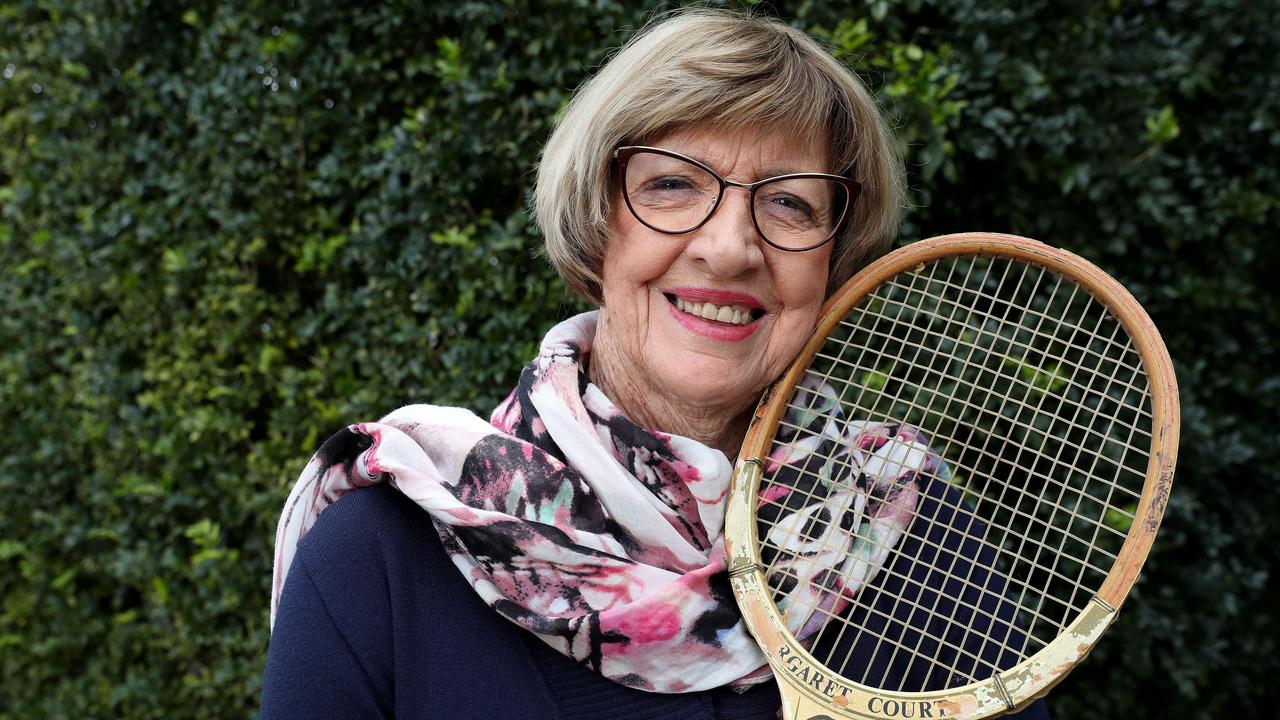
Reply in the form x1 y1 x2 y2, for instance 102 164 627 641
598 124 833 415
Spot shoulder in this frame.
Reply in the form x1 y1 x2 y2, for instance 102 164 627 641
291 484 436 612
292 483 468 636
300 482 433 560
294 482 534 637
265 485 434 718
281 485 569 718
286 485 442 678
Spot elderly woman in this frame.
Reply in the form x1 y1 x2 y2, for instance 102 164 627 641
263 9 1048 720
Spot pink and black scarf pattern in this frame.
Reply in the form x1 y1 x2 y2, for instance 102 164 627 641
271 312 940 692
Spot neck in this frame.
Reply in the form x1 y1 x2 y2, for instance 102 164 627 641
587 314 754 460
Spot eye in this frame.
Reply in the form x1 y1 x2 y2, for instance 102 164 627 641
643 175 698 192
769 193 815 218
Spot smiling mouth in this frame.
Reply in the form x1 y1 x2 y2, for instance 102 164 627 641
664 293 765 327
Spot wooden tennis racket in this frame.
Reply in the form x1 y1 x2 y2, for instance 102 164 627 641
725 232 1177 719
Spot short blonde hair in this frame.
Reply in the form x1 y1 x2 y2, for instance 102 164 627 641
534 8 904 303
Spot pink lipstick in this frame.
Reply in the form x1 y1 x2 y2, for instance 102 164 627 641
663 287 765 341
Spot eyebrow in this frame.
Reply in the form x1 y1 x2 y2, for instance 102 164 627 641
758 164 815 178
684 153 821 180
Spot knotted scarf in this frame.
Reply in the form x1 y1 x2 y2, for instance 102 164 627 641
270 312 940 692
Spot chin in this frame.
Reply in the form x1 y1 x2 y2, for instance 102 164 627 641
651 352 763 414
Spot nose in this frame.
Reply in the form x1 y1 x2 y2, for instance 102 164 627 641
684 187 765 278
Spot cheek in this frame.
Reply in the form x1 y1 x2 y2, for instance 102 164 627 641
776 247 831 313
764 314 817 379
764 251 832 366
600 214 681 300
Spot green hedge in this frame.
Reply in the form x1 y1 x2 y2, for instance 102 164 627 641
1 1 1275 717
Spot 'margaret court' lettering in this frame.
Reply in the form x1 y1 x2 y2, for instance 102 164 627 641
775 645 947 718
867 696 947 718
776 645 851 699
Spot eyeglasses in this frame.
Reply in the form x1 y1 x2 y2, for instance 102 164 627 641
613 146 861 252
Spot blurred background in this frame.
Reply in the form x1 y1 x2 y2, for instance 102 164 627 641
1 0 1276 717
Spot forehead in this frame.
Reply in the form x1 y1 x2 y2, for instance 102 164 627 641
646 124 833 178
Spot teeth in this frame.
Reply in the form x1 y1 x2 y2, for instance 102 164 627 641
673 297 755 326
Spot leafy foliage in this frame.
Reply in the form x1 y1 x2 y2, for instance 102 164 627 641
2 0 1275 717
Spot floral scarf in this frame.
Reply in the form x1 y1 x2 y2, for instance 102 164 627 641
270 312 937 692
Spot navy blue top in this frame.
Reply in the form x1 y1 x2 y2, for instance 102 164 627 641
262 483 1051 719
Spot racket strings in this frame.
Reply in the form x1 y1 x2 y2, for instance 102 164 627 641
853 258 1055 686
860 257 1152 638
810 329 1149 502
911 267 1139 676
755 255 1154 692
855 264 1149 549
780 266 1134 582
822 311 1152 451
800 254 1020 686
840 257 1053 686
822 270 1152 452
1008 330 1149 646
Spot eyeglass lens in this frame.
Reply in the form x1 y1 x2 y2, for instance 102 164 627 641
622 151 848 250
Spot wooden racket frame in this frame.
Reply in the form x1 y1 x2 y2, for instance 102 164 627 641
725 232 1179 719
